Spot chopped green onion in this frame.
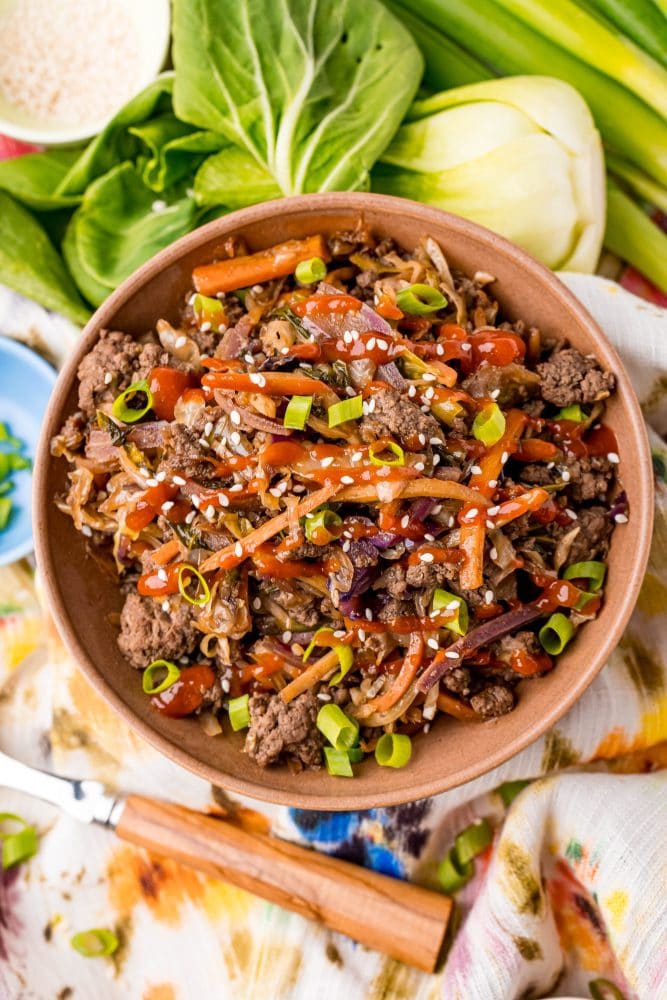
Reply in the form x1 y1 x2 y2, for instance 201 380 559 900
316 704 359 750
431 398 464 426
0 498 12 531
454 819 492 865
324 746 354 777
588 978 625 1000
0 422 21 449
396 283 447 315
112 380 153 423
473 403 506 446
304 507 342 544
347 746 365 763
228 693 250 731
142 660 181 695
432 589 469 636
295 257 327 285
328 394 363 427
556 404 586 422
563 561 606 591
539 613 575 655
178 563 211 607
374 732 412 768
283 395 313 430
497 779 530 807
368 440 405 467
71 928 119 958
575 591 598 612
0 813 38 870
303 626 335 662
438 847 473 893
329 644 354 686
192 292 226 329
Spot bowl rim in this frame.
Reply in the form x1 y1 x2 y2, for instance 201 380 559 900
33 192 654 808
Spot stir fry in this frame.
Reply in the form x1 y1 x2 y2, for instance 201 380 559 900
53 224 624 775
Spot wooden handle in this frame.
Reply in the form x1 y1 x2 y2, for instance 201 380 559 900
116 795 452 972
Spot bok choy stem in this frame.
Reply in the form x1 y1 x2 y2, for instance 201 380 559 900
605 184 667 294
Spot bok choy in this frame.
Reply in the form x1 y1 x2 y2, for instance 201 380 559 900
373 76 605 271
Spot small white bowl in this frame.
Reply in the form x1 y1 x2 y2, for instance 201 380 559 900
0 0 170 146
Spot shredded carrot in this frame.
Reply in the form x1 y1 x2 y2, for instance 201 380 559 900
490 487 549 528
459 523 485 590
280 649 340 704
200 482 340 574
202 370 332 397
193 235 331 296
354 633 423 718
337 479 490 506
151 538 182 565
436 691 479 720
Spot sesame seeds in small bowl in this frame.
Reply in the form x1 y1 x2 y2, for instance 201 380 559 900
0 0 170 146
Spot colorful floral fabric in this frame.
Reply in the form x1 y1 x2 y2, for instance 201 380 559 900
0 276 665 1000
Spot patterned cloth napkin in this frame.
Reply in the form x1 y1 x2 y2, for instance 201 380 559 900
0 275 665 1000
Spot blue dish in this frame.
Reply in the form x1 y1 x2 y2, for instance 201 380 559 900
0 337 57 565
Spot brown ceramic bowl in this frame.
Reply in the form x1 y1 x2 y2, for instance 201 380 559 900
34 193 653 809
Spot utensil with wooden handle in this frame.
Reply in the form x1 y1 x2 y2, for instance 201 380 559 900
0 749 452 971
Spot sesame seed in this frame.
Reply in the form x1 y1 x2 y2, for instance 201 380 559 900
205 504 216 519
401 515 410 528
221 678 230 693
367 337 376 351
352 451 363 462
198 438 209 448
175 335 188 348
161 501 174 512
436 345 444 356
191 495 201 508
249 373 266 387
358 629 366 641
161 600 170 612
145 478 158 488
424 533 435 542
293 484 305 493
471 465 482 475
103 371 112 385
280 347 289 355
234 542 243 557
432 505 442 514
365 608 373 621
317 691 332 702
185 510 196 524
200 322 212 333
433 455 441 466
230 410 241 426
614 513 628 524
252 598 262 610
367 398 376 413
408 385 417 398
447 516 455 528
423 387 435 400
484 590 494 604
414 462 425 472
487 506 500 516
282 631 292 643
419 552 435 563
445 650 460 659
81 524 92 537
218 493 230 507
230 431 241 445
343 331 354 344
607 452 620 464
422 373 437 382
490 547 498 560
418 433 426 446
321 456 335 467
245 352 256 363
501 452 509 464
173 475 186 486
446 600 459 611
333 630 346 639
342 539 351 552
427 637 439 650
565 508 577 520
486 520 495 529
376 338 388 350
466 507 479 519
153 471 165 483
461 343 472 352
488 479 497 488
341 475 354 485
490 389 500 400
561 470 571 482
157 568 168 582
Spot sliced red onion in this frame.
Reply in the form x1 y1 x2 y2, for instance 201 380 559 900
129 422 169 449
300 282 393 340
214 390 292 436
217 319 252 359
377 362 405 389
409 498 437 521
370 531 403 549
338 566 375 600
417 604 546 692
608 490 628 521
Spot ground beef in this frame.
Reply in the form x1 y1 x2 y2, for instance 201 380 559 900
284 541 336 561
267 582 320 628
348 539 379 569
552 506 613 563
441 667 473 698
537 348 615 408
77 330 163 417
156 424 213 480
519 463 557 487
565 455 614 502
189 326 219 356
117 592 199 669
493 631 540 666
405 560 457 590
377 563 408 598
470 683 516 718
244 690 323 768
359 387 444 450
59 412 86 452
462 363 540 406
434 464 463 482
455 273 499 327
377 597 414 622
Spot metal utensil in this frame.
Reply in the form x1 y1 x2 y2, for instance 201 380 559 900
0 749 452 971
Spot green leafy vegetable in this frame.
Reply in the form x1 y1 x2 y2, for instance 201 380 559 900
193 146 283 209
0 148 83 210
605 182 667 294
172 0 422 196
582 0 667 70
129 115 225 192
0 192 91 324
